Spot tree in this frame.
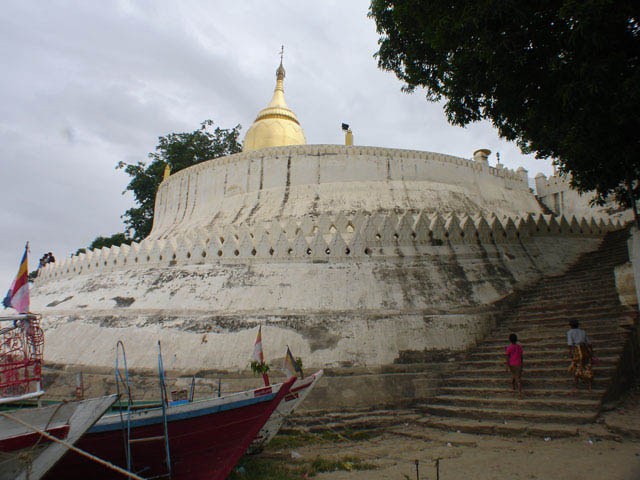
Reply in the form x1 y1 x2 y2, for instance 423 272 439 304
369 1 640 225
90 233 132 250
115 120 242 241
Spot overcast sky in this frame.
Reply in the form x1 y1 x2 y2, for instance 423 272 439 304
0 0 553 286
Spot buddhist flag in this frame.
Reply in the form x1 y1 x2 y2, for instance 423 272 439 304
2 243 30 314
282 346 302 379
252 326 264 363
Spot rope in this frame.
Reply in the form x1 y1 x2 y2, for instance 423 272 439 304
28 399 69 456
0 412 145 480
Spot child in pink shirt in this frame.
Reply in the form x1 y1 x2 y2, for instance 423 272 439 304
506 333 524 397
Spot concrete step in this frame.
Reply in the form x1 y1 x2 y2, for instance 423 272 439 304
418 415 583 438
416 229 630 433
518 294 620 308
535 273 615 284
496 321 626 334
453 365 615 378
494 324 628 338
291 408 416 420
517 296 620 311
457 355 619 369
443 376 608 389
287 410 421 432
563 257 628 271
420 404 596 424
504 314 634 329
468 345 623 361
512 306 628 321
527 283 617 298
543 268 624 284
436 386 604 401
476 335 628 350
480 331 628 347
424 395 599 412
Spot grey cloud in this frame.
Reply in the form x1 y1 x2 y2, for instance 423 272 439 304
0 0 551 286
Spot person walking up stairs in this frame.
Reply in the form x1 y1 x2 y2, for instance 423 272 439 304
417 228 637 437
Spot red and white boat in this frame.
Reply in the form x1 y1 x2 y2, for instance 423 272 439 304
45 376 297 480
0 395 118 480
0 314 118 480
248 369 324 453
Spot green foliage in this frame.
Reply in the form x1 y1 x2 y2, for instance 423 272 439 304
90 233 132 250
228 455 375 480
267 429 382 450
295 357 304 378
78 232 131 256
250 361 270 376
370 0 640 220
117 120 242 241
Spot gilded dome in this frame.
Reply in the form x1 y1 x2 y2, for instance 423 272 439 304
242 60 306 152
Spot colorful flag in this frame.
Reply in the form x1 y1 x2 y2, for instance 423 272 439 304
282 346 302 379
252 326 264 363
2 243 30 314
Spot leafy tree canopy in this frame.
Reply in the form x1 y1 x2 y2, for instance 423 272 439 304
79 120 242 253
83 119 243 245
116 120 242 241
88 233 132 251
370 0 640 221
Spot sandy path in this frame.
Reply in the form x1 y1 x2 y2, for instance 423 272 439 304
289 425 640 480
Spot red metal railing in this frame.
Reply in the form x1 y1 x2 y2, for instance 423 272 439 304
0 316 44 398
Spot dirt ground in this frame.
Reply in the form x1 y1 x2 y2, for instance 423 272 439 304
267 388 640 480
291 425 640 480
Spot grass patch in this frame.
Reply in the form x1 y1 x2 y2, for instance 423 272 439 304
228 455 376 480
227 427 381 479
266 428 381 450
311 456 376 473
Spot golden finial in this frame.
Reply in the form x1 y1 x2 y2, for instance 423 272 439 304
276 45 286 81
241 47 306 152
163 164 171 180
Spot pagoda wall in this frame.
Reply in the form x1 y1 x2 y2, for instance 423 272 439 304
148 145 539 240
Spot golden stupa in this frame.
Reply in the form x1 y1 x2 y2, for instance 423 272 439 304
242 58 306 152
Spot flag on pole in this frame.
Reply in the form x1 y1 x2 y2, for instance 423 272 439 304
2 243 30 314
252 326 264 363
282 346 302 379
252 326 270 386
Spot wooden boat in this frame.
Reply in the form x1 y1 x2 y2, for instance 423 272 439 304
45 376 297 480
248 369 324 453
1 314 122 480
0 395 118 480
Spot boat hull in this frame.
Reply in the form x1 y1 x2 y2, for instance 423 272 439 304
0 395 118 480
249 370 324 453
46 377 295 480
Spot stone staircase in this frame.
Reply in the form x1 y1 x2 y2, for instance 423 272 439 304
417 227 637 437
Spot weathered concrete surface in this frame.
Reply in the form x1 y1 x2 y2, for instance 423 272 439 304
629 227 640 308
535 172 633 223
30 145 623 409
32 237 601 375
42 363 454 411
615 261 638 306
150 145 537 240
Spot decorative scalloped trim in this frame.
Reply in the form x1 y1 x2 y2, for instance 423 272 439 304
34 211 615 284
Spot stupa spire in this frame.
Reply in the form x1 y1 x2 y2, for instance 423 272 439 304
268 46 288 109
242 46 307 152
